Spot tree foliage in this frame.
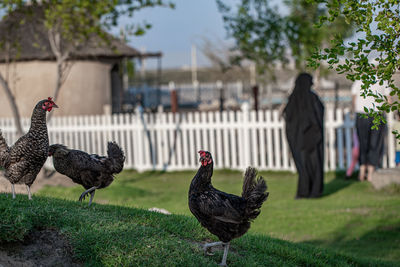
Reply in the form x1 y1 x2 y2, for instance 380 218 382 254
0 1 174 55
308 0 400 136
285 0 352 70
216 0 286 75
0 0 173 134
216 0 353 75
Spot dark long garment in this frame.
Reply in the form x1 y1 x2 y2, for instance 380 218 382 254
283 73 325 198
355 114 386 167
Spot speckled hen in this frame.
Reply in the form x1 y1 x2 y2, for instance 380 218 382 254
0 97 58 199
189 150 269 266
48 142 125 206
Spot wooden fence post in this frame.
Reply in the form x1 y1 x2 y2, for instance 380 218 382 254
193 80 200 104
216 80 224 112
169 81 178 113
241 102 251 168
252 85 259 111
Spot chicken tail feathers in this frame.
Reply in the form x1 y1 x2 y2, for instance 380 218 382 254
241 167 269 220
0 130 10 166
0 130 8 151
106 142 125 174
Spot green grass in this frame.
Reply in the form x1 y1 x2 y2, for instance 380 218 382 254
37 169 400 264
0 195 396 266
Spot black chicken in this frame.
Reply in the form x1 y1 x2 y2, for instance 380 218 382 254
48 142 125 206
0 97 58 199
189 150 268 266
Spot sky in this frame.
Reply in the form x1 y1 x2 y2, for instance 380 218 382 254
121 0 230 70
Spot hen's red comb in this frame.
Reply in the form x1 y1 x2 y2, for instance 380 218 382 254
48 97 53 101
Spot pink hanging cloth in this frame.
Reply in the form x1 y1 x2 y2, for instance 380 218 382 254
346 130 360 177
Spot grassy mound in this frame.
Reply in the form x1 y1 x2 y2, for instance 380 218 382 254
0 195 396 266
38 170 400 263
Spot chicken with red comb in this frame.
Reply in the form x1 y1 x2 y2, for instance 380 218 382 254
189 150 269 266
0 98 58 199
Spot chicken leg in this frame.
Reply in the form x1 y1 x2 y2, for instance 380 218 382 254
26 185 32 200
88 190 96 206
220 242 230 267
203 241 230 266
79 186 98 206
11 183 15 199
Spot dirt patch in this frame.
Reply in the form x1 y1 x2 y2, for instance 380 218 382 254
0 169 75 196
0 229 81 267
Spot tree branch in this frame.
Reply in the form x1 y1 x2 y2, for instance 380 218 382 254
48 29 62 59
0 72 23 136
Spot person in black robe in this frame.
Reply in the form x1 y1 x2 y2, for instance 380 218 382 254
283 73 325 198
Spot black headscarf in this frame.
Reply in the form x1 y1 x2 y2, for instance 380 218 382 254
284 73 314 124
284 73 324 147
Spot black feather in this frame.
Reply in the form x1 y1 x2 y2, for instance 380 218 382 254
242 167 269 220
188 151 268 243
49 142 125 191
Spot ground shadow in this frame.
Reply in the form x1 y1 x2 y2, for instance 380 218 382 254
301 218 400 264
322 170 359 197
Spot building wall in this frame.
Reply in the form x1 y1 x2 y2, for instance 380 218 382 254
0 60 112 118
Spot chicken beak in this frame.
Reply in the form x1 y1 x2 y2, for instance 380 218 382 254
53 103 59 108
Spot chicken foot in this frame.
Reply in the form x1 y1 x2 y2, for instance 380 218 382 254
203 241 223 255
203 241 230 266
79 186 98 206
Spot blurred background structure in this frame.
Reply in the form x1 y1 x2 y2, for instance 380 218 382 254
126 65 354 112
0 0 398 174
0 0 364 118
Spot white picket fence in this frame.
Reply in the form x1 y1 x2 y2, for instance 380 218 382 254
0 105 397 172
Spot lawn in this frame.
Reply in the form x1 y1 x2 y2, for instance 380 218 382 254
38 169 400 264
1 195 393 266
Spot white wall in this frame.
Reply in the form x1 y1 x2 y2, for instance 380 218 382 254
0 60 112 118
